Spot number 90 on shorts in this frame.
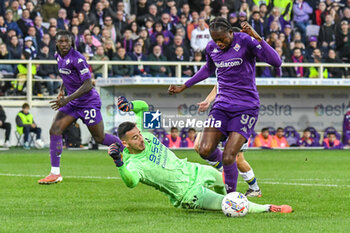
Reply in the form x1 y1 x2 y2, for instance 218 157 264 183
209 108 259 141
240 114 256 129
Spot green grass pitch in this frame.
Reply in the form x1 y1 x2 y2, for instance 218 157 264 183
1 148 350 233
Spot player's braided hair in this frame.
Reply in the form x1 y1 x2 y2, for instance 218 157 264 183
209 17 233 33
55 30 76 49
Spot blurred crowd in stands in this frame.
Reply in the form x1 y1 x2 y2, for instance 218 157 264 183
0 0 350 96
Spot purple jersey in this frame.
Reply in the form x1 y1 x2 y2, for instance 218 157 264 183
56 48 101 108
344 109 350 132
343 109 350 144
185 32 281 112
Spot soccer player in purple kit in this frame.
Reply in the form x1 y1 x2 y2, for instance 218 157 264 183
38 30 122 184
168 18 282 193
195 84 262 197
343 102 350 147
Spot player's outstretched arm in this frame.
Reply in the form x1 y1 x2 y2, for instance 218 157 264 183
168 84 187 95
117 96 149 114
131 100 149 113
117 96 150 134
241 21 263 42
130 100 150 133
50 79 93 110
108 143 140 188
241 21 282 68
197 84 217 112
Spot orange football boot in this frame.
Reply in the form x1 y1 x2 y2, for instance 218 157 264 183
38 174 63 184
269 205 293 213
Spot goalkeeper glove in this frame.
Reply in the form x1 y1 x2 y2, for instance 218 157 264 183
108 143 124 167
117 96 133 112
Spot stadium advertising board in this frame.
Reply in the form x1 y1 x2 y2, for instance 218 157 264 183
100 86 349 133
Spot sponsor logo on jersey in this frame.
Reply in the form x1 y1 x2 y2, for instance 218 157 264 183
214 58 243 68
78 58 84 63
66 59 70 65
256 44 262 50
233 43 240 51
88 119 95 124
212 48 219 53
59 68 71 75
80 68 89 75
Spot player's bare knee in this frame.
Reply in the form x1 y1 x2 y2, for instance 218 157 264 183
198 144 212 158
222 156 235 166
222 153 236 165
49 125 63 135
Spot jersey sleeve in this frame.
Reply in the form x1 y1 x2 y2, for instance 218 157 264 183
118 162 143 188
74 56 91 82
131 100 149 132
344 112 350 132
184 43 216 88
131 100 157 139
247 35 282 67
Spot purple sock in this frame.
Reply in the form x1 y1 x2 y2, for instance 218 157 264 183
102 134 125 150
50 135 62 167
223 162 239 193
206 148 223 162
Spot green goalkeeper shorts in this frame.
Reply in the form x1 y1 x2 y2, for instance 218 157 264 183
179 164 224 209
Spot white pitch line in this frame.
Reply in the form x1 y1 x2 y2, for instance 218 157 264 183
259 178 347 181
0 173 121 180
0 173 349 188
257 181 350 188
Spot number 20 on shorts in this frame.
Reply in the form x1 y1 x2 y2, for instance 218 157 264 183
84 109 97 120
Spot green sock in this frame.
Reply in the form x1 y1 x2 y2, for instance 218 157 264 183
198 189 270 213
198 188 224 210
248 201 270 213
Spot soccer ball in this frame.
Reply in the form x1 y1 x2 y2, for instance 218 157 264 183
221 192 249 217
34 139 45 149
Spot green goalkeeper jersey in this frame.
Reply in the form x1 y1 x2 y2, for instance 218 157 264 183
118 100 216 207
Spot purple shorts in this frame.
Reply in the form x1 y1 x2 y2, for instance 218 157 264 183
59 103 102 126
208 107 259 140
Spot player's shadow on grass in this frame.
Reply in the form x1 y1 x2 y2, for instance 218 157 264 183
107 205 172 213
183 210 206 214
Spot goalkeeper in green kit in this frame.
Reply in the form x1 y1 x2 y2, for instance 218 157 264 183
109 96 292 214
